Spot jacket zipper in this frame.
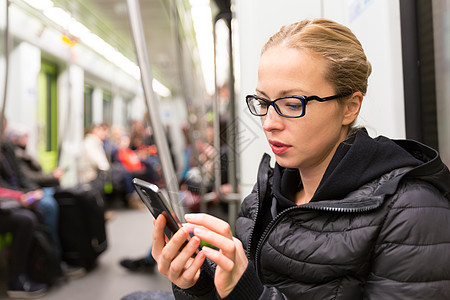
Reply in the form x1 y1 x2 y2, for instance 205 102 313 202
246 185 261 262
253 201 381 279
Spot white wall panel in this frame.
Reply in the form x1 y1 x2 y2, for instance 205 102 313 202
346 0 406 139
235 0 405 197
58 64 85 186
6 42 41 158
92 87 103 125
235 0 323 197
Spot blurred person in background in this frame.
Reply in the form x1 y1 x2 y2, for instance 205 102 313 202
104 125 146 209
8 125 64 188
0 117 61 255
0 187 48 298
79 123 110 193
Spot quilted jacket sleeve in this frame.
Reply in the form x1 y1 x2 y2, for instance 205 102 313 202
172 260 288 300
172 259 216 299
173 188 290 300
364 180 450 299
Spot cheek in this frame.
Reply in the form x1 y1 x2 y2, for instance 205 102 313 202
295 107 344 144
308 103 344 127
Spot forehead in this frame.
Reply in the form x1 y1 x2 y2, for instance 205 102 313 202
257 47 330 95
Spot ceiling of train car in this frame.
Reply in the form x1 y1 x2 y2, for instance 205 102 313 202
86 0 180 93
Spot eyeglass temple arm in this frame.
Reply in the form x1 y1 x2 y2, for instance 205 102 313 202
307 92 352 102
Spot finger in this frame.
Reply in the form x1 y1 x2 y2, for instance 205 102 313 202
158 226 191 274
181 223 209 233
152 214 168 259
168 236 201 280
201 246 234 272
181 250 206 283
185 213 233 239
193 227 236 255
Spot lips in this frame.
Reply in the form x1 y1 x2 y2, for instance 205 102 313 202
268 139 292 155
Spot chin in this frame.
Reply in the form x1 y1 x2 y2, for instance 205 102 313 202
274 157 299 169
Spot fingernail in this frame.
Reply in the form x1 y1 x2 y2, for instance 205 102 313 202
201 246 212 252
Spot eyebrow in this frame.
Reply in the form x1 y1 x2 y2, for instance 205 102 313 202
255 88 310 99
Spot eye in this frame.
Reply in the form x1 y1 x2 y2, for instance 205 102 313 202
251 98 268 109
257 100 269 109
282 100 303 111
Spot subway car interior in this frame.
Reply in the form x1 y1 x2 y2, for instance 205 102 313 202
0 0 449 299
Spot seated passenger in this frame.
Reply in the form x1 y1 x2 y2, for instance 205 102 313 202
0 117 60 254
0 188 48 298
79 123 110 192
8 126 64 188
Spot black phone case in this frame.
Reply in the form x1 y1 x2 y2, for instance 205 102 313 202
132 178 182 238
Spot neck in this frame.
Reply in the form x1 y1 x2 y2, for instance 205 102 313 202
295 167 325 205
295 139 344 205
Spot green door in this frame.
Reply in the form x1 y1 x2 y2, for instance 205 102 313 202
38 60 58 172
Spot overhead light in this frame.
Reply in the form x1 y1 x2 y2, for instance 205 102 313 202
43 7 71 28
23 0 54 11
190 0 214 95
80 32 142 81
190 0 210 6
152 79 171 97
23 0 170 98
68 20 90 39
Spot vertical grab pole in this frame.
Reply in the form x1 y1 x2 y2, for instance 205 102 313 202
0 0 11 147
169 0 206 211
126 0 182 217
213 12 240 232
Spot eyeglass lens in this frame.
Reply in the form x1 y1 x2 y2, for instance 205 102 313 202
248 97 304 117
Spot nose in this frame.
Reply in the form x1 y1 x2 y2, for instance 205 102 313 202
262 105 283 132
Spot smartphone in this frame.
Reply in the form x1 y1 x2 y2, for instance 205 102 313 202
132 178 182 239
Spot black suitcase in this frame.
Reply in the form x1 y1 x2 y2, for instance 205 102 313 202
54 184 107 269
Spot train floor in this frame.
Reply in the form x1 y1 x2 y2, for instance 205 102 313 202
0 205 173 300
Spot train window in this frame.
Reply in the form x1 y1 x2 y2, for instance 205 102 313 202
103 90 112 125
84 84 94 131
38 59 58 172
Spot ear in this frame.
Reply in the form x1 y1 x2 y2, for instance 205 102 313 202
342 91 363 126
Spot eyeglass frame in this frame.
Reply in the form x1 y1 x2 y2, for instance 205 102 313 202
245 92 352 118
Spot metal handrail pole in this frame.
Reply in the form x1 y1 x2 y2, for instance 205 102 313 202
212 14 222 200
170 0 208 212
213 12 240 231
225 15 239 229
126 0 182 218
0 0 11 148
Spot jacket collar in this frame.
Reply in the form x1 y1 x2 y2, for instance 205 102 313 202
258 130 450 212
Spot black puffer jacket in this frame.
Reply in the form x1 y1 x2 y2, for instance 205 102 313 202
173 131 450 299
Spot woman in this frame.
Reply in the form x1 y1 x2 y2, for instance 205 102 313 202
152 19 450 299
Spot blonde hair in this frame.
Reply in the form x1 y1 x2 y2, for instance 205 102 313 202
262 19 372 96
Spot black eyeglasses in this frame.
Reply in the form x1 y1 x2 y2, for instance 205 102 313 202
246 92 352 118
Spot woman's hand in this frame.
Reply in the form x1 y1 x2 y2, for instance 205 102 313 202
152 214 206 289
185 213 248 298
